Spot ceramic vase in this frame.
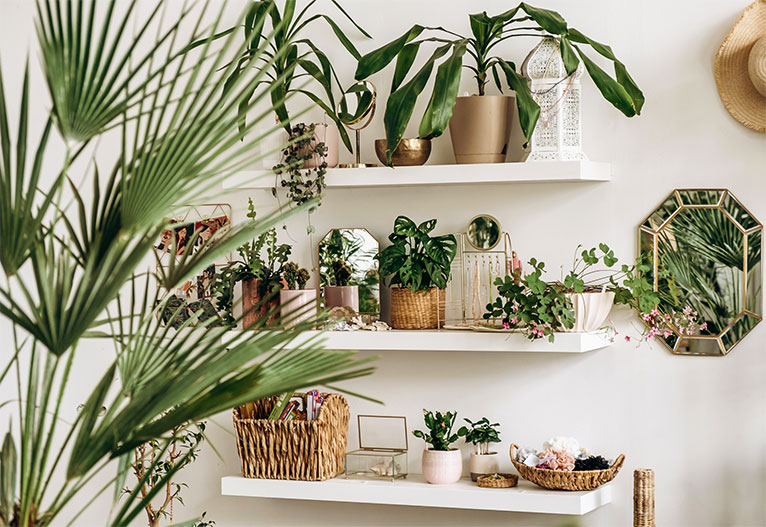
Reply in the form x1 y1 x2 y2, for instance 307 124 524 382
566 291 616 332
469 452 500 482
241 279 280 329
324 285 359 313
448 95 516 164
422 449 462 485
279 289 318 328
302 123 339 169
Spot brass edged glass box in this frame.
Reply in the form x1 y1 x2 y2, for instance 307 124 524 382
345 415 407 481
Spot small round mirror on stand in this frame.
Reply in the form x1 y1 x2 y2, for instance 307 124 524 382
338 81 377 168
466 215 502 250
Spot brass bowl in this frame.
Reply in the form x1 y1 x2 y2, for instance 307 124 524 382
374 138 431 166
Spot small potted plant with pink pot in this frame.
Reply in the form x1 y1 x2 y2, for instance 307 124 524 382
280 262 316 328
458 417 502 482
324 259 359 313
413 410 465 485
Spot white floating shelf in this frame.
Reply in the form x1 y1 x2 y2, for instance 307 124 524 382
245 329 609 354
221 475 612 515
223 160 611 189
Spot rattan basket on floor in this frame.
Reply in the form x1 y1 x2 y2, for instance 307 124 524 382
510 444 625 491
233 393 349 481
390 287 445 329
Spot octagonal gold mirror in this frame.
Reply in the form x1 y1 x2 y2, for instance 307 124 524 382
639 189 762 355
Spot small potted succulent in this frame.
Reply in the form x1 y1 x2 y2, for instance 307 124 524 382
279 261 316 328
458 417 502 481
324 258 359 312
377 216 457 329
413 410 464 485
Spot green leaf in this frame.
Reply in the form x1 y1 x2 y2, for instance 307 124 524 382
391 42 421 93
573 45 636 117
418 40 467 139
498 60 540 144
0 428 16 522
355 25 424 80
520 3 568 35
559 38 579 76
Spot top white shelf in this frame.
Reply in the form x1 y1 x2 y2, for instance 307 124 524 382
223 160 611 189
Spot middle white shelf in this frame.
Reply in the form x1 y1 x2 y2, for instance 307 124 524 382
247 329 610 354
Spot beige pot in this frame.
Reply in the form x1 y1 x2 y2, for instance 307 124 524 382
566 291 616 332
302 123 339 169
279 289 317 328
324 285 359 313
469 452 500 482
422 449 462 485
449 95 516 164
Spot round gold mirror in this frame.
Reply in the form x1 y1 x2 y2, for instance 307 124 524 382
338 81 376 130
466 215 502 250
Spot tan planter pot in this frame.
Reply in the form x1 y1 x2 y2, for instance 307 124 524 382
324 285 359 313
390 287 445 330
302 123 339 169
241 278 280 329
279 289 318 328
469 452 500 482
449 95 516 164
422 449 462 485
566 291 616 332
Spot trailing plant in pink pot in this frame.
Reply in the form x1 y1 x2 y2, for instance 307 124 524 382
413 410 465 485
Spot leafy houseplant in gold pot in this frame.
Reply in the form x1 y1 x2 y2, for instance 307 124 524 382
324 259 359 312
414 410 465 485
355 3 644 165
280 262 316 328
459 418 502 482
377 216 457 329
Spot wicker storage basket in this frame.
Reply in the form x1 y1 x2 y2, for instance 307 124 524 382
510 444 625 491
390 287 445 330
477 473 518 488
233 393 349 481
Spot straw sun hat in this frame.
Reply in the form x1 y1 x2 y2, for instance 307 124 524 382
715 0 766 132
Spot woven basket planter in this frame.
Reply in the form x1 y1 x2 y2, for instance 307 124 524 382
233 393 349 481
390 287 445 329
510 444 625 491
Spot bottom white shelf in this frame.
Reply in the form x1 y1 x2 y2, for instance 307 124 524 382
221 475 612 515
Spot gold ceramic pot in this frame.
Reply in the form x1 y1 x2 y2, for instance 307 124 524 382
374 138 431 166
449 95 515 164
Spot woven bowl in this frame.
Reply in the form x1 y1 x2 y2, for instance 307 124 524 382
510 443 625 491
477 473 518 488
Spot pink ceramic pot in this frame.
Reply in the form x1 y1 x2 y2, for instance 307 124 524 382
422 449 462 485
324 285 359 313
279 289 318 328
302 123 339 169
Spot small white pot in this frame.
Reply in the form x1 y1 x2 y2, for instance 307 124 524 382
469 452 500 482
279 289 317 328
422 449 462 485
566 291 615 332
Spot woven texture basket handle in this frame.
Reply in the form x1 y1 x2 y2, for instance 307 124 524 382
612 453 626 471
509 443 520 462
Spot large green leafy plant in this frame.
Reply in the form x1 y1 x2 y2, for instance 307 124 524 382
0 2 375 526
377 216 457 292
355 3 644 163
412 410 465 451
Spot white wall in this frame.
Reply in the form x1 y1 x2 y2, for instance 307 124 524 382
2 0 766 526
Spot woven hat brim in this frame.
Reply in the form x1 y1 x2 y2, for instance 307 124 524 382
714 0 766 133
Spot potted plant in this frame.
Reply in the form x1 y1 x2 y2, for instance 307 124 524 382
324 258 359 312
226 0 371 169
560 244 620 332
272 123 329 216
212 199 292 328
280 261 316 328
413 410 465 485
458 418 502 481
377 216 457 329
355 4 643 165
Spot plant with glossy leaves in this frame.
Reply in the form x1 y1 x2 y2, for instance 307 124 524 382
0 2 376 526
377 216 457 292
458 417 501 455
355 3 644 164
412 410 465 452
226 0 371 151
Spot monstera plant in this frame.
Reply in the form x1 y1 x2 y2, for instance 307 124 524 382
355 3 644 164
0 2 375 526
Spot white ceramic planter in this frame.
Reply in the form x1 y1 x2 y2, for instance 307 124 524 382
469 452 500 482
566 291 616 332
279 289 317 328
421 449 462 485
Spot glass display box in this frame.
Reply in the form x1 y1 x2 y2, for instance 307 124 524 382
345 415 408 481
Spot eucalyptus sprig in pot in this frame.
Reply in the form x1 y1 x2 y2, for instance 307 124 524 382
279 261 317 328
324 258 359 312
413 410 465 485
458 418 502 481
377 216 457 329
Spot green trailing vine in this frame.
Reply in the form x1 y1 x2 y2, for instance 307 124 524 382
272 123 328 215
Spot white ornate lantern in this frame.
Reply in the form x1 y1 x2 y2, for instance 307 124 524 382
521 37 586 161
